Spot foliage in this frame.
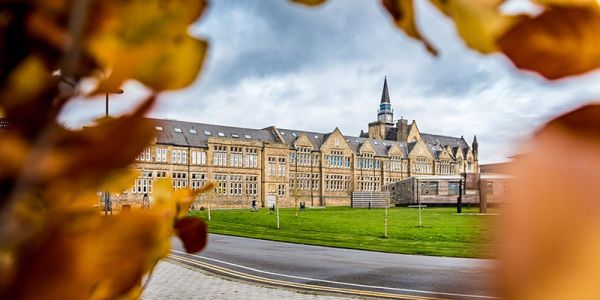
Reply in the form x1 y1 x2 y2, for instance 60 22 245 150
0 0 210 299
189 207 497 258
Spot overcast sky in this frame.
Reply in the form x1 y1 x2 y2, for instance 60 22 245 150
60 0 600 164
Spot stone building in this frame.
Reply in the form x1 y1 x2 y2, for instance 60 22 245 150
123 78 479 208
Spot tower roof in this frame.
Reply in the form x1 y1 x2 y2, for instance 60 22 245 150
381 77 390 104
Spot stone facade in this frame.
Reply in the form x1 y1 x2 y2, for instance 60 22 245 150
116 79 479 209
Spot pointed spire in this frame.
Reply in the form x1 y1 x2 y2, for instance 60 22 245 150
381 76 390 104
472 135 478 144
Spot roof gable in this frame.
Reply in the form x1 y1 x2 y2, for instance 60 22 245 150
408 139 434 159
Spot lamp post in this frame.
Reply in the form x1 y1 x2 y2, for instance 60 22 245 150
103 89 123 216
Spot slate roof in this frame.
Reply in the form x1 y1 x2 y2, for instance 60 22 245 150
147 118 470 160
150 118 278 147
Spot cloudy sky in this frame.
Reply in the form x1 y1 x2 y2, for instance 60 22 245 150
60 0 600 164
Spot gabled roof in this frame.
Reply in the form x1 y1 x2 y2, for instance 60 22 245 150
421 133 469 150
150 118 278 147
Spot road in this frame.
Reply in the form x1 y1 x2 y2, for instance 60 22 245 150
171 234 499 299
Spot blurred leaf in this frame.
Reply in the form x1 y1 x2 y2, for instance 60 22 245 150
175 216 207 253
429 0 519 53
8 211 170 300
499 104 600 299
498 6 600 79
382 0 438 55
534 0 600 6
290 0 328 5
84 0 208 93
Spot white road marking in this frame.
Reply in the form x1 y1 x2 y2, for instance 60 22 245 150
171 250 499 299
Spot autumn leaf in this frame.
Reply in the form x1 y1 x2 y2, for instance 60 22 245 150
534 0 600 6
84 0 208 93
290 0 328 5
498 6 600 79
498 104 600 299
429 0 520 53
175 217 208 253
382 0 438 55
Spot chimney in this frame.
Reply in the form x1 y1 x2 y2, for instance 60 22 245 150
396 117 408 142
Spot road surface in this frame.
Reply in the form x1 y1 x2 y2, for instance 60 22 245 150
171 234 499 299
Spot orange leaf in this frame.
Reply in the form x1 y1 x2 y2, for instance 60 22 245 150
498 6 600 79
499 104 600 299
382 0 438 55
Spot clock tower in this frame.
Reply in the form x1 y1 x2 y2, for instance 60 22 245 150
377 77 394 125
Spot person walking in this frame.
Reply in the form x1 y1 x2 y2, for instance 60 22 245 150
251 197 258 212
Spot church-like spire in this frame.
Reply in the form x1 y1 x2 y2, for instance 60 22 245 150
381 76 390 104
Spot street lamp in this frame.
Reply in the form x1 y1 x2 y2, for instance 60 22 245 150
103 89 124 216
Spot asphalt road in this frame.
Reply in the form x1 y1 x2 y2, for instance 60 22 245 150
171 234 499 299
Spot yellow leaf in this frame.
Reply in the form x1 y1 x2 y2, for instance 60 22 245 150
429 0 520 53
84 0 208 93
382 0 438 55
498 6 600 79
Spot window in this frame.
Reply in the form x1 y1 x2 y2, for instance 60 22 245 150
213 146 227 166
268 157 276 176
280 131 285 135
171 149 187 164
231 133 239 138
245 148 258 168
438 160 454 175
132 170 153 194
203 130 211 136
155 126 163 131
325 174 350 191
357 153 374 170
136 147 151 161
413 157 432 174
172 172 187 190
191 150 206 165
278 157 286 176
420 181 438 195
314 135 319 139
245 176 258 196
486 182 494 195
357 175 379 191
189 129 197 134
327 150 345 168
229 175 243 196
244 134 252 139
335 138 339 146
448 181 460 195
155 147 167 162
214 174 227 195
389 156 404 172
174 128 182 133
278 184 286 197
217 132 225 137
156 171 167 178
296 147 312 166
230 147 242 167
191 173 206 190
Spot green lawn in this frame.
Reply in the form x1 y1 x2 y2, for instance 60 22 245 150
189 207 498 258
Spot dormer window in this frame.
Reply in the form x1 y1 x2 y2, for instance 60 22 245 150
174 128 182 133
217 132 225 137
189 129 197 134
231 134 239 138
244 134 251 139
203 130 211 136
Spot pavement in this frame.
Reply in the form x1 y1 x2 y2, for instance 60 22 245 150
142 260 353 300
170 234 499 299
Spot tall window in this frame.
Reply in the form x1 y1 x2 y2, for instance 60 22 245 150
230 147 242 167
390 156 404 172
325 174 350 191
278 157 286 176
172 149 187 164
191 173 206 190
296 147 312 166
191 150 206 165
357 176 379 191
229 175 243 196
245 176 258 196
326 150 345 168
172 172 187 190
214 174 227 195
413 157 432 174
213 146 227 166
155 147 167 162
438 160 453 175
245 148 258 168
357 153 374 170
132 170 153 194
268 157 276 176
136 147 151 161
448 181 460 195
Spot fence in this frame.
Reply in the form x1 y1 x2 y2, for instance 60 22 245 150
351 192 390 208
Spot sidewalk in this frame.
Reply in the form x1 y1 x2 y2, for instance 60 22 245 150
142 260 353 300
